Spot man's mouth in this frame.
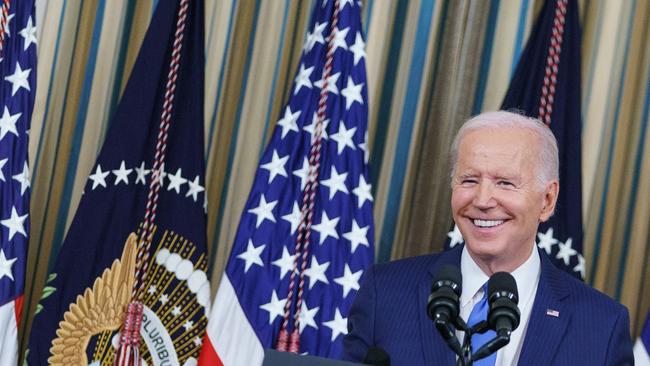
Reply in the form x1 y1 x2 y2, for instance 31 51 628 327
472 219 505 228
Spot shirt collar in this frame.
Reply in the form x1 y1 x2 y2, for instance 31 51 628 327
460 244 541 308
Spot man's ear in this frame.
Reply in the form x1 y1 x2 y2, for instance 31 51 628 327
540 180 559 222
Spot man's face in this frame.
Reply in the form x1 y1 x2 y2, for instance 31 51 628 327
451 127 558 271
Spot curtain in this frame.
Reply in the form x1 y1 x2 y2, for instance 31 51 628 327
21 0 650 349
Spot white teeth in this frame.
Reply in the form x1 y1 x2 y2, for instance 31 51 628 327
473 219 504 228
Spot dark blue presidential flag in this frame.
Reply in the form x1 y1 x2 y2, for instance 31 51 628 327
501 0 584 279
201 0 373 364
0 0 36 364
27 1 209 365
446 0 584 279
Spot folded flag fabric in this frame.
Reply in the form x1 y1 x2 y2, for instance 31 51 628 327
199 0 374 365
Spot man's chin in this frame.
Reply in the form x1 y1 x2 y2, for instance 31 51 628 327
464 242 504 260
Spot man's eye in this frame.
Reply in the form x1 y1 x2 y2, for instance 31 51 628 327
461 179 477 185
498 180 514 187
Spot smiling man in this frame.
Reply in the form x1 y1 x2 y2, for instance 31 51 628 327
343 111 634 365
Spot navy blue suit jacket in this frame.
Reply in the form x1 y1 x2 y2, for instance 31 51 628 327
342 245 634 365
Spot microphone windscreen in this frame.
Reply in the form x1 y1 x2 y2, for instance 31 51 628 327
363 347 390 366
488 271 519 303
433 264 462 295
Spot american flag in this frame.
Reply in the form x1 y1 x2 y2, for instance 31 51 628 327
0 0 35 365
200 0 373 364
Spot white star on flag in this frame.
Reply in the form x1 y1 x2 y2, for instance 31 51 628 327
247 194 278 228
19 16 38 50
573 254 585 278
304 256 330 289
112 161 132 185
314 72 341 95
0 249 17 281
304 114 330 142
185 175 205 202
293 64 314 95
151 162 167 186
172 306 182 316
555 238 577 266
1 207 28 241
341 76 364 110
338 0 355 11
537 227 558 255
134 162 150 184
0 106 20 140
0 158 7 182
334 264 362 297
323 308 348 341
281 202 302 235
352 175 373 208
304 21 327 52
331 27 350 52
4 63 31 96
88 165 110 189
12 162 30 195
259 290 287 325
292 157 309 191
167 168 187 193
349 32 366 66
447 225 464 248
261 150 289 183
272 246 295 280
298 301 320 333
343 219 369 253
237 240 266 273
330 121 357 155
312 212 340 244
276 107 301 139
1 13 15 38
321 166 349 199
183 321 194 332
359 130 369 163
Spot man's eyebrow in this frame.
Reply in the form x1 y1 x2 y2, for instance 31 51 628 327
457 171 477 178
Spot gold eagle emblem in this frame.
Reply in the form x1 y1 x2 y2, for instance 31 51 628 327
48 233 138 365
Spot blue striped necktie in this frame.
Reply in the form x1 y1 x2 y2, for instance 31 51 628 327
468 283 496 365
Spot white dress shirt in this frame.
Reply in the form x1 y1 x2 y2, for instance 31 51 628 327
455 244 541 366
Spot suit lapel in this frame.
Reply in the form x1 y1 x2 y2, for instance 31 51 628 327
418 246 462 365
517 250 571 365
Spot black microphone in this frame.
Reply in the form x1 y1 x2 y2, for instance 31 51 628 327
363 347 390 366
487 271 520 335
427 264 463 355
473 271 521 360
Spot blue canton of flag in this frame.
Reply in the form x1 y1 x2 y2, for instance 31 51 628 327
446 0 584 279
202 0 373 364
0 0 36 364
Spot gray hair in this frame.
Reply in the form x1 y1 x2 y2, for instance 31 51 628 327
449 110 559 186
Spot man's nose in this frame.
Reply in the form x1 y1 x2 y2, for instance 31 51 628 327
473 182 497 209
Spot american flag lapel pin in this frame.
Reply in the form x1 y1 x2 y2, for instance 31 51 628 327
546 309 560 317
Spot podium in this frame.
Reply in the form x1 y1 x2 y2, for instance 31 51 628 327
262 349 366 366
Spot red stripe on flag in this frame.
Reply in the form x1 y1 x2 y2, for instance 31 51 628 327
14 295 23 326
198 336 224 366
